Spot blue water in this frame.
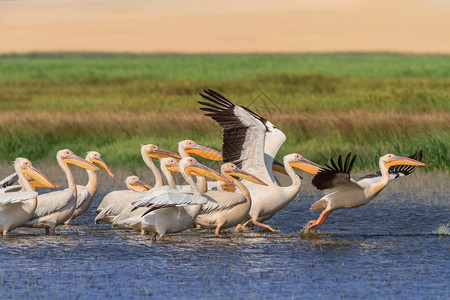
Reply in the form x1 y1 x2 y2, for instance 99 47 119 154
0 193 448 299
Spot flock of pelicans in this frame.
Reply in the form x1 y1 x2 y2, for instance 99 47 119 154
0 90 426 240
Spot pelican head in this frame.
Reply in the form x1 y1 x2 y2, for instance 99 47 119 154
86 151 115 177
179 140 223 161
381 153 426 168
221 163 267 186
125 175 152 190
15 158 58 188
58 149 98 170
160 157 180 173
141 144 181 160
180 157 232 184
286 153 322 175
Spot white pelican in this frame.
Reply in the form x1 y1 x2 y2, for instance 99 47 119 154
101 141 220 226
140 144 181 187
93 144 179 223
354 150 423 184
177 139 223 192
111 158 181 231
64 151 115 224
93 176 152 224
306 152 426 232
199 89 321 231
178 139 223 161
121 157 232 241
24 149 98 235
0 158 57 235
194 162 267 235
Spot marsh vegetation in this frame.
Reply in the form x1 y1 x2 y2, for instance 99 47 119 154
0 53 449 172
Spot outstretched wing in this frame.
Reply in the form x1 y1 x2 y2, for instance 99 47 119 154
198 89 272 182
357 150 423 185
312 153 358 190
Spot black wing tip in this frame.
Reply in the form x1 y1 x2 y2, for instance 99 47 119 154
312 152 357 190
411 149 423 161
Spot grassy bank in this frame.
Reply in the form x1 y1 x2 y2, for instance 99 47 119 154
0 53 449 171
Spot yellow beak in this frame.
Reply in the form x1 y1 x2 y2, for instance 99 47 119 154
92 157 115 177
272 160 289 176
64 154 99 171
22 166 58 188
385 156 426 168
130 179 152 190
148 148 182 160
290 158 322 175
227 168 267 186
222 185 236 192
30 180 61 189
167 165 180 173
185 162 232 184
167 162 205 176
186 144 223 161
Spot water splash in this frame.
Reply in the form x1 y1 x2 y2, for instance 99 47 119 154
299 222 325 239
432 222 450 235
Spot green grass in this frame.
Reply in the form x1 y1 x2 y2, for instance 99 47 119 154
0 76 449 112
0 53 449 171
1 53 450 80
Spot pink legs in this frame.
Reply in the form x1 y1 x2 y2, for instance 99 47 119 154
215 226 221 235
253 220 279 232
306 210 331 232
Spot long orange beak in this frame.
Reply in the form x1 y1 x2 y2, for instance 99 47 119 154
148 148 182 160
130 179 152 190
91 157 115 177
290 157 322 175
186 144 223 161
185 161 233 184
386 156 426 168
166 161 180 173
166 161 203 177
227 168 267 186
30 179 61 189
272 160 288 176
22 165 58 189
64 154 99 171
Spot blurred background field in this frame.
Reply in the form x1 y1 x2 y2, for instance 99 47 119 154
0 53 448 172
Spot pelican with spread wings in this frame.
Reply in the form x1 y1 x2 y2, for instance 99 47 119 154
198 89 321 231
306 151 425 232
